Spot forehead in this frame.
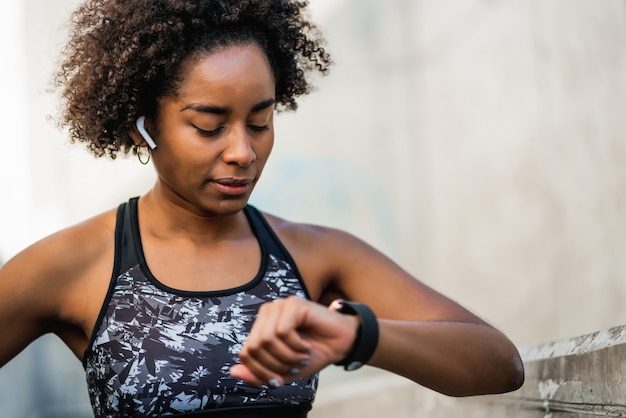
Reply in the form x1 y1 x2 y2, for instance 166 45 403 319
174 44 275 100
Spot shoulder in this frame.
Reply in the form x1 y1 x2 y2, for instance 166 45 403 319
1 207 118 309
257 210 389 301
0 207 119 364
257 210 478 324
260 211 360 256
24 208 118 273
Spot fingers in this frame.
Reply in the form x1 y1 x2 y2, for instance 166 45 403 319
234 297 313 386
328 298 344 312
237 338 310 386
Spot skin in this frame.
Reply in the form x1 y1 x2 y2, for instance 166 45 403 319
0 43 524 397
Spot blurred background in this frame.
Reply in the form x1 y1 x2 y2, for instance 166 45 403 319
1 0 625 416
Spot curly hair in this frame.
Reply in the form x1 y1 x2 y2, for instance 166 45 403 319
53 0 332 158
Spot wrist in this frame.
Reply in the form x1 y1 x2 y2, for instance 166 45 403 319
332 300 379 371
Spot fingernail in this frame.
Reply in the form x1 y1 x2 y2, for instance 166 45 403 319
289 367 300 375
329 299 344 311
268 378 282 388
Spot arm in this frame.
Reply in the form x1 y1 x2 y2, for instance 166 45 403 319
0 235 68 367
231 222 524 396
324 228 523 396
0 215 114 367
371 319 523 396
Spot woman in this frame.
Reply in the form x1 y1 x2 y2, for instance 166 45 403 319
0 0 524 416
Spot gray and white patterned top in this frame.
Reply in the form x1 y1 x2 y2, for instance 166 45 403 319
83 200 318 417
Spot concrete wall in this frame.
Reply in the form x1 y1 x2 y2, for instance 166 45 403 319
290 0 626 347
1 0 625 416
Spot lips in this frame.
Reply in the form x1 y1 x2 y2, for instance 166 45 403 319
211 177 254 195
214 177 253 186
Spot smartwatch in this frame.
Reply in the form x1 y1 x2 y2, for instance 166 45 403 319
334 300 379 371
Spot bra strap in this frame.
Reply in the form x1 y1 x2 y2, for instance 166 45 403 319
244 205 310 300
116 197 141 275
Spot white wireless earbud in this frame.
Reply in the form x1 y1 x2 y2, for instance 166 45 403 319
136 116 158 149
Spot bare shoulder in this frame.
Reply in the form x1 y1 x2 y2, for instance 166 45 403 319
260 211 401 298
0 207 118 312
261 211 416 273
261 212 364 264
260 212 357 300
260 211 486 325
0 207 118 365
6 208 118 281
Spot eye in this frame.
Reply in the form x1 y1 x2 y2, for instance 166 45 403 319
248 124 269 133
192 124 223 137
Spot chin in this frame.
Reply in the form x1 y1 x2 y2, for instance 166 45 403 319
205 197 251 216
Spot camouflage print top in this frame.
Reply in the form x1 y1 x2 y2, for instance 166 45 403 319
83 198 318 417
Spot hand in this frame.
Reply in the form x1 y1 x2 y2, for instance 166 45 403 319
229 296 359 387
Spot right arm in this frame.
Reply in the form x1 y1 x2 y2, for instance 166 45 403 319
0 235 68 366
0 213 115 367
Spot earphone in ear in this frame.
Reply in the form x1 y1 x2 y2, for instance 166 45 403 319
136 116 158 149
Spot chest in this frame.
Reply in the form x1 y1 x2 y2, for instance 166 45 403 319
142 237 262 292
85 255 317 416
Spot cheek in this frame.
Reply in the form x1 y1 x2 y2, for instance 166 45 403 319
152 142 204 177
256 136 274 164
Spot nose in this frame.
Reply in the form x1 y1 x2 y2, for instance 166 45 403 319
221 126 256 166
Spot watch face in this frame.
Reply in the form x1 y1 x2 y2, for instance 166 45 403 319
346 361 363 371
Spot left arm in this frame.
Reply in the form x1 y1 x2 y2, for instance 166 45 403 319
370 319 523 396
231 221 524 396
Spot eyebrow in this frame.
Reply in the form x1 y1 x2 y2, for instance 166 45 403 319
181 98 276 115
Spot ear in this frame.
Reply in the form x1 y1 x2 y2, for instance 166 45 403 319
130 116 158 149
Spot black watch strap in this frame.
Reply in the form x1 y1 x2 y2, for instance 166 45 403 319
334 301 379 371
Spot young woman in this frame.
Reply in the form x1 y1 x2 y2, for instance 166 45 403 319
0 0 524 416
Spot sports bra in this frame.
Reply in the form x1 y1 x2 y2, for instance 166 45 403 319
83 198 318 417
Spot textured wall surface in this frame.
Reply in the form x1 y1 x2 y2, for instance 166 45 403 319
1 0 625 416
312 325 626 417
282 0 626 347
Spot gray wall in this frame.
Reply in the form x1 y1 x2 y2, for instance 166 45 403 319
1 0 625 416
277 0 626 347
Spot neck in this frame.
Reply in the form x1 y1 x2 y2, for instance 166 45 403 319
138 187 251 244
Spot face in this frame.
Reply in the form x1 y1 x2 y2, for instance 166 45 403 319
144 43 276 216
